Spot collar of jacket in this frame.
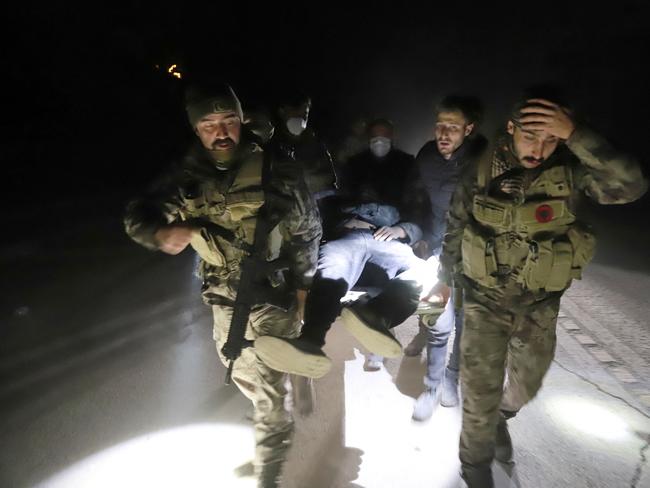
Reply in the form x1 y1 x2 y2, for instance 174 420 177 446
427 138 470 166
491 134 564 181
446 140 469 164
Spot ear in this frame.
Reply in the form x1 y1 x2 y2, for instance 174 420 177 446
506 120 515 135
465 123 474 136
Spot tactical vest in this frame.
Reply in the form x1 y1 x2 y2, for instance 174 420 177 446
462 161 596 292
177 147 284 294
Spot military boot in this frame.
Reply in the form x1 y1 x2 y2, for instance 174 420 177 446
495 414 514 463
340 305 402 357
412 387 437 421
440 368 459 407
403 319 427 356
290 375 314 417
256 461 283 488
461 464 494 488
255 336 332 378
234 460 255 478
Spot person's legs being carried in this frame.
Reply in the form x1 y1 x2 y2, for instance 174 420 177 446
256 231 369 377
340 237 425 357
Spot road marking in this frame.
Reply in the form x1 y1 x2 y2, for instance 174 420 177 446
610 366 639 384
562 296 650 381
640 395 650 408
559 317 581 331
574 334 598 346
591 349 617 364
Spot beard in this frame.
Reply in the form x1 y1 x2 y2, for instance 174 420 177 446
208 138 237 168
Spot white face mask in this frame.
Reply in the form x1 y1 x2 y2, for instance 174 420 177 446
369 136 391 158
286 117 307 136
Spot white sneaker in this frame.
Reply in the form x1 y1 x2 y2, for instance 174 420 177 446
412 388 438 421
365 353 383 371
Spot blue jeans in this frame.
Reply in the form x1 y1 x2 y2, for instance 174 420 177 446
302 229 423 346
423 289 464 389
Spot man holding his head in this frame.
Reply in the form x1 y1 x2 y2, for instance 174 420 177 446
440 90 646 487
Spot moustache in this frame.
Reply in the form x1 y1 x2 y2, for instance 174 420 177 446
212 138 235 149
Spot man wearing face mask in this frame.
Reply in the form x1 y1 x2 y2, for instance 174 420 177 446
441 88 646 487
124 82 322 488
274 92 339 201
256 118 431 378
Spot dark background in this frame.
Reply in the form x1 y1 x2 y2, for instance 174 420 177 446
4 1 650 208
1 8 650 485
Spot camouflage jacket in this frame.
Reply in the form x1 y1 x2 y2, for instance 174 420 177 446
124 134 322 297
440 126 648 288
273 127 339 200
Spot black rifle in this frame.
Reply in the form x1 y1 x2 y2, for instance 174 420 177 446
219 156 293 385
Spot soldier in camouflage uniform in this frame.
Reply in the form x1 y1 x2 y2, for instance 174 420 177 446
273 91 339 201
124 82 322 488
437 93 647 487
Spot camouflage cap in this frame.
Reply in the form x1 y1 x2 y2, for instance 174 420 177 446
185 82 244 127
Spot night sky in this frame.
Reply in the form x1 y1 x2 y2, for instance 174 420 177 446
5 2 650 206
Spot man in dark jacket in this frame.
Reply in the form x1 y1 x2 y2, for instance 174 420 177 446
256 118 431 377
407 96 487 421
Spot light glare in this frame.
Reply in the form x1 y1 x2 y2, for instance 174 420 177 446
38 423 255 488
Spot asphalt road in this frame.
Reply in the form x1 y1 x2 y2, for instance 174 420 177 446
1 199 648 488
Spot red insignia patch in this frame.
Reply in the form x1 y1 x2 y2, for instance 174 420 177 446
535 204 554 223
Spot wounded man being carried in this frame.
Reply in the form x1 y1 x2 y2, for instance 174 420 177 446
255 117 443 378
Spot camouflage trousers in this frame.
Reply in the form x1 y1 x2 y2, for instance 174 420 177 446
459 289 561 469
213 303 300 487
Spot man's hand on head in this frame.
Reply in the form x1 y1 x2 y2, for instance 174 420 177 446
373 225 407 242
155 225 195 255
519 98 575 140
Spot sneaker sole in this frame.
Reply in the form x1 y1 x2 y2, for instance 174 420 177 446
255 336 332 379
340 308 402 358
440 397 459 408
440 387 459 407
412 392 438 421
